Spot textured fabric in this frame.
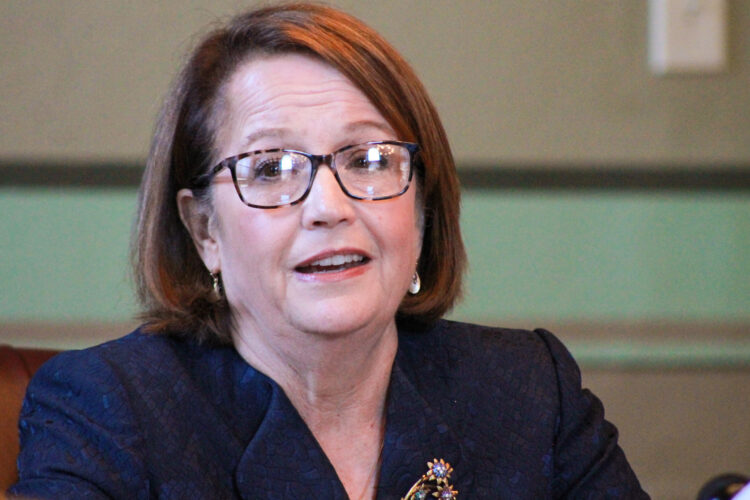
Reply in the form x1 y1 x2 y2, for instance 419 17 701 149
9 319 649 499
0 345 58 492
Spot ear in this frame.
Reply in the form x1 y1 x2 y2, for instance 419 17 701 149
176 188 220 273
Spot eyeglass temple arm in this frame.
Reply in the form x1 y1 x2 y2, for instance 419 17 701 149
189 162 226 189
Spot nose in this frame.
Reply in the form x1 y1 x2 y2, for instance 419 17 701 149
300 164 355 229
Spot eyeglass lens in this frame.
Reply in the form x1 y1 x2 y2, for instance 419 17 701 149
232 142 412 207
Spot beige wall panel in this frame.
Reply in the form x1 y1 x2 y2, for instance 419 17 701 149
585 369 750 500
2 1 749 164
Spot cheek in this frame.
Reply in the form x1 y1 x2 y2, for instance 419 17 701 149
213 194 280 271
403 189 423 250
215 212 297 311
379 198 422 264
219 215 284 265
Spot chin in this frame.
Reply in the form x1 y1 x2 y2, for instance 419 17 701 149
296 316 371 338
291 303 392 338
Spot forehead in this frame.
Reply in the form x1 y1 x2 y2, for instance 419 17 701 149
218 54 393 141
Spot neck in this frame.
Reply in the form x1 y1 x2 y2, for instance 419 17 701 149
232 319 396 500
231 318 397 423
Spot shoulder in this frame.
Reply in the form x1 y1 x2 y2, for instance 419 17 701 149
32 329 181 395
37 327 238 382
396 318 588 439
13 330 175 497
400 318 561 350
24 330 179 432
27 327 246 421
14 327 258 497
30 328 170 390
398 318 578 384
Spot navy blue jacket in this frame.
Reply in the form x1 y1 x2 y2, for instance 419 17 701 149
10 319 648 499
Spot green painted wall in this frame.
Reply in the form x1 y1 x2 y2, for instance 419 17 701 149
0 188 136 322
1 187 748 325
453 191 750 324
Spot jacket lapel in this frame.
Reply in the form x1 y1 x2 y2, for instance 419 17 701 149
234 379 349 500
376 360 475 499
232 339 475 500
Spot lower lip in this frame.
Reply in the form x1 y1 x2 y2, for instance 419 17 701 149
294 261 369 283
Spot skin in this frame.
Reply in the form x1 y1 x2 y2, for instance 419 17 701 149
177 54 423 499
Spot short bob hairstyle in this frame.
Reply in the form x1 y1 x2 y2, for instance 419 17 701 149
133 3 465 343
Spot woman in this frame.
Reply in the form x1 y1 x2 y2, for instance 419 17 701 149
10 4 648 499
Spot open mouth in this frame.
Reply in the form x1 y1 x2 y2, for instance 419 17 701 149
295 253 370 274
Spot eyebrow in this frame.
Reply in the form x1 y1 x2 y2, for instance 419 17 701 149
242 120 395 150
342 120 395 137
243 128 288 150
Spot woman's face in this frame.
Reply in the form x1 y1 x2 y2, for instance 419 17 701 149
184 54 422 340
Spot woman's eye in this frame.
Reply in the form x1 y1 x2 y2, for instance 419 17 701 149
253 159 283 179
250 153 305 182
349 151 389 171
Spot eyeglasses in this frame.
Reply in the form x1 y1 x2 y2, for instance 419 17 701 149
191 141 419 209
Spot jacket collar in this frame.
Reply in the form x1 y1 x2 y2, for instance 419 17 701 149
376 359 475 499
234 341 474 499
234 372 349 499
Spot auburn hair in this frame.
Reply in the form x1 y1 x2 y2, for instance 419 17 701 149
132 3 465 343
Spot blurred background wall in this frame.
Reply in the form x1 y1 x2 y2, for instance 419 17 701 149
1 1 748 498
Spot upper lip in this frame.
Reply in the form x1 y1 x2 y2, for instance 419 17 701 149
294 248 371 269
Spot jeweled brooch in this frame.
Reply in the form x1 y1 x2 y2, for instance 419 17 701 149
402 458 458 499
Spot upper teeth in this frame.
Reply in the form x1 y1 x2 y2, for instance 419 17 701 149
309 254 364 267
